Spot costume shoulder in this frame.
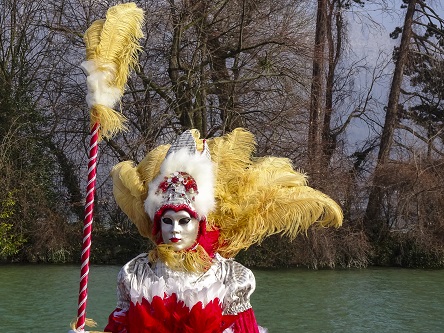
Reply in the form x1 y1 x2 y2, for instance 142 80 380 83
115 253 151 310
216 254 256 315
119 253 151 279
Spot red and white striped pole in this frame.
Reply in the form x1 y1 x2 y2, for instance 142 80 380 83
75 122 99 332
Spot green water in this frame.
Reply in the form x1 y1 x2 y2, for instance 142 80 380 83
0 264 443 332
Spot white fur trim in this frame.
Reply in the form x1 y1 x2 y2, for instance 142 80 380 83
145 148 215 221
80 60 122 108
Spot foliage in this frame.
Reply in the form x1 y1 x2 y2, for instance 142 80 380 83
365 159 444 268
237 226 372 269
398 2 444 154
373 231 444 269
0 0 82 262
90 225 153 265
0 192 26 257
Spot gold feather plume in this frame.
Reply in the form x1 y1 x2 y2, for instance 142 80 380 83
82 3 144 140
112 128 342 257
205 128 343 257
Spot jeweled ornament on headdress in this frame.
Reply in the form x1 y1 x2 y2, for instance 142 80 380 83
157 171 198 205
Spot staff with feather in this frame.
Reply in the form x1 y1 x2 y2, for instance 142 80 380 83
70 3 144 333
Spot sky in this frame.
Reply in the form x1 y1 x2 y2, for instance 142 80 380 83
343 1 444 152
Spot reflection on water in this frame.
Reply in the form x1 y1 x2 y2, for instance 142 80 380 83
1 264 443 332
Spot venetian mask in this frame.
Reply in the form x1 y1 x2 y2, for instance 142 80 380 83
160 210 199 251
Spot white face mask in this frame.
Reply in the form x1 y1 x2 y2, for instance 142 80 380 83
160 210 200 251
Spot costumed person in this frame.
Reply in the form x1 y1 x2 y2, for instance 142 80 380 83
104 128 343 333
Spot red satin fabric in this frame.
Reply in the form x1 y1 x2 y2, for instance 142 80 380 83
104 303 260 333
231 308 260 333
104 308 127 333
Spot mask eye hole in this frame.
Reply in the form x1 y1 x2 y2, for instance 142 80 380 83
161 217 173 225
179 218 191 225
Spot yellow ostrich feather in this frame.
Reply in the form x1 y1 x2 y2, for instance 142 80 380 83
111 128 343 257
91 3 144 90
82 3 144 140
150 244 213 273
112 161 150 238
208 129 256 170
83 19 104 60
111 145 169 240
70 318 105 333
211 157 343 257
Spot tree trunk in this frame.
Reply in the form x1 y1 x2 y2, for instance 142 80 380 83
322 0 343 171
308 0 328 179
364 0 417 240
167 1 196 131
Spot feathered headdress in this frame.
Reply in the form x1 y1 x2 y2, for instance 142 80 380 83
145 131 215 227
112 128 343 259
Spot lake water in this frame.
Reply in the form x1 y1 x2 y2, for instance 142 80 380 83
1 264 443 332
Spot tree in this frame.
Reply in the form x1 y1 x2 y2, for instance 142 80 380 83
364 0 418 240
399 1 444 158
109 0 314 162
308 0 328 177
308 0 367 181
0 0 81 261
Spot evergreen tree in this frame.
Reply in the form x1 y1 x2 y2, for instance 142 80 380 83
399 2 444 156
